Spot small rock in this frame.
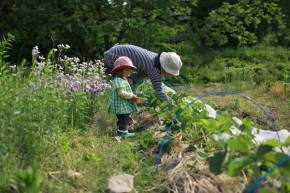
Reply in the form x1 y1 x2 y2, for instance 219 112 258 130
108 174 134 193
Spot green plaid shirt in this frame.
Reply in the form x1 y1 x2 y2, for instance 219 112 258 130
108 77 137 114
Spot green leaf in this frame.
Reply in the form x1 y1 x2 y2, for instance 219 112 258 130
263 152 290 171
284 136 290 146
211 133 231 147
201 119 217 132
195 150 211 159
208 151 228 175
159 100 173 109
285 182 290 192
158 111 172 120
256 145 273 161
227 156 251 177
198 111 210 119
215 111 234 131
159 136 173 154
259 188 276 193
263 139 283 147
238 119 253 133
228 136 253 153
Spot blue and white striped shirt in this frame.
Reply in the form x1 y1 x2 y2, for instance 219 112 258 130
104 44 170 101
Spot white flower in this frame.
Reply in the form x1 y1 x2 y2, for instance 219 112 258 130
32 46 40 56
38 55 45 61
65 44 70 49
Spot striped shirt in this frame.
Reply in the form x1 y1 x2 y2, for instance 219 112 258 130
108 77 137 114
104 44 170 101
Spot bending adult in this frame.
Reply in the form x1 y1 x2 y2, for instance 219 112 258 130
103 44 183 102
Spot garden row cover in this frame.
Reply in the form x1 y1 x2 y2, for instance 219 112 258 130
204 104 290 154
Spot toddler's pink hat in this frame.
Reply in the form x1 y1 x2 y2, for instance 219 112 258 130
112 56 136 75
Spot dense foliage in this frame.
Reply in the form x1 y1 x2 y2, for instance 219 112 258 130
1 1 290 192
0 27 290 192
1 0 289 65
199 0 285 46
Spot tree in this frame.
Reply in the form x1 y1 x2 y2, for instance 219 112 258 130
276 0 290 47
199 0 286 47
0 0 198 63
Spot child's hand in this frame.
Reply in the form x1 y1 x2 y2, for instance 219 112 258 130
132 95 147 104
132 95 138 103
135 97 147 104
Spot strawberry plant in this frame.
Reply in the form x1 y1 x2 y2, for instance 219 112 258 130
138 82 290 192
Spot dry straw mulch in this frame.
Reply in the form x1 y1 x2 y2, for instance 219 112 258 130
141 110 248 193
160 152 248 193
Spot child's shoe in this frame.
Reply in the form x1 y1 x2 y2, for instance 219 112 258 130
117 130 135 138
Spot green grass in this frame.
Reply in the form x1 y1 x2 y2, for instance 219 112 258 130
0 75 165 193
0 44 166 192
1 43 289 193
191 81 290 131
39 130 165 192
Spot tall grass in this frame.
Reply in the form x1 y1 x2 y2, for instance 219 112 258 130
181 45 290 86
1 35 289 192
0 37 167 193
0 42 110 190
217 45 290 62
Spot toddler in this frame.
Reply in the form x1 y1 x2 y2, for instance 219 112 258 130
108 56 138 138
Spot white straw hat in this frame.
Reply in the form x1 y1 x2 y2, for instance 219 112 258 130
160 52 182 76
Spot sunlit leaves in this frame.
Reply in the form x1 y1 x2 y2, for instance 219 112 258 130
138 80 290 191
201 111 233 132
158 111 174 122
263 152 290 171
227 156 252 177
283 136 290 146
263 139 283 147
210 133 231 148
228 134 254 153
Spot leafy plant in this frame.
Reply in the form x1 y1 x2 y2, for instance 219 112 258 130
0 44 111 190
0 33 15 75
9 165 42 193
138 129 156 150
138 81 290 192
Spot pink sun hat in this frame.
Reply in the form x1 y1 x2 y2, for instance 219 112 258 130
111 56 137 75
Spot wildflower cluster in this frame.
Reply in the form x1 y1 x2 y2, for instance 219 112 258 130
31 45 110 95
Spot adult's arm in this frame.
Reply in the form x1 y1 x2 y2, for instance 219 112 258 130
146 68 170 102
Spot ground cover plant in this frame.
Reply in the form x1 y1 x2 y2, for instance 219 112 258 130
1 34 289 193
135 80 290 191
0 37 167 192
